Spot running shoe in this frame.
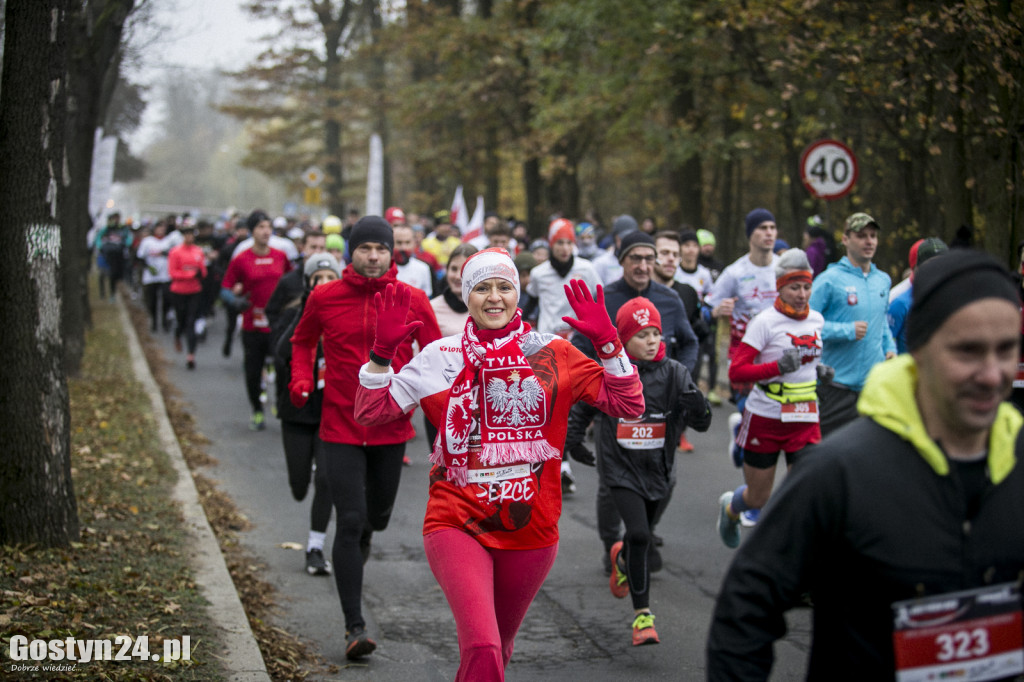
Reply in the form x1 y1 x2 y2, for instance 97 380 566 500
249 411 266 431
561 469 577 495
609 541 629 598
304 548 332 576
727 412 743 467
717 491 741 549
344 626 376 660
740 508 760 528
678 432 695 452
402 454 411 467
707 389 723 406
186 355 195 370
631 612 659 646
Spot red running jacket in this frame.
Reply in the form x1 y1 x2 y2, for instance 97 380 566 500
290 262 441 445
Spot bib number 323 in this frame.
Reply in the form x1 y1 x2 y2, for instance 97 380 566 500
891 582 1023 682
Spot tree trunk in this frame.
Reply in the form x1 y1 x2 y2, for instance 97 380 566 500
0 0 80 546
61 0 134 376
322 19 345 216
523 157 543 234
668 69 703 227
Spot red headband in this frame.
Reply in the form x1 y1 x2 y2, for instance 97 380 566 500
777 270 812 288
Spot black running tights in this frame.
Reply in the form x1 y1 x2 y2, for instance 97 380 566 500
241 330 271 412
173 292 202 354
610 487 661 611
280 421 331 534
320 441 406 631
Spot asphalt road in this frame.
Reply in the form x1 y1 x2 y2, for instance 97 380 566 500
155 307 810 681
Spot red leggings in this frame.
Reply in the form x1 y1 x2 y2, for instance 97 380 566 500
424 529 558 682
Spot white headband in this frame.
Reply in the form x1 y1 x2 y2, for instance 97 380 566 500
461 248 520 301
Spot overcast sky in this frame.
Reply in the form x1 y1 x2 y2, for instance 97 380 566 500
144 0 270 72
126 1 273 149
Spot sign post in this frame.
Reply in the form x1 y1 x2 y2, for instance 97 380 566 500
799 139 858 201
302 166 324 207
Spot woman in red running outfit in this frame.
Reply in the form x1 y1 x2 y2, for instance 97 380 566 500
354 248 644 681
716 248 831 548
167 224 207 369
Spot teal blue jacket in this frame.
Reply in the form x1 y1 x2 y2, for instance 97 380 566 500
809 256 896 390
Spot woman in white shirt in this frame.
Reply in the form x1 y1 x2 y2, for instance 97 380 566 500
136 220 172 332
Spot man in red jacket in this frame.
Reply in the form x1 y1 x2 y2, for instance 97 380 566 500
289 216 441 661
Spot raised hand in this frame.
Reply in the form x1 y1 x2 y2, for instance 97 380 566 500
561 280 621 358
371 283 423 363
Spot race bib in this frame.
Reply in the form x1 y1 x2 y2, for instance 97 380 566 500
466 463 531 484
616 420 666 449
780 400 818 423
252 307 268 328
892 582 1024 682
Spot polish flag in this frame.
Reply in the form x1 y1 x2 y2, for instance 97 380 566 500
462 195 485 243
451 186 469 235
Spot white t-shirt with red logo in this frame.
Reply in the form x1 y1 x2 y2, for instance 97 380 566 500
741 307 824 420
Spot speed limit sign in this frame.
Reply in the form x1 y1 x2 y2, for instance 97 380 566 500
800 140 858 200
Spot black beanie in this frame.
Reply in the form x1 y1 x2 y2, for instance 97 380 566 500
348 215 394 252
679 230 699 245
745 208 775 238
906 250 1019 351
617 231 656 262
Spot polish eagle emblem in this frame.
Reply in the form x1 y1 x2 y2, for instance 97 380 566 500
446 393 476 448
485 370 543 427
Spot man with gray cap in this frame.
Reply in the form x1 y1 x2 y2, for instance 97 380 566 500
707 249 1024 680
809 212 897 436
289 215 441 660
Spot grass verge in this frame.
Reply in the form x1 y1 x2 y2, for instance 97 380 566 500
1 291 326 680
123 297 327 681
1 297 221 680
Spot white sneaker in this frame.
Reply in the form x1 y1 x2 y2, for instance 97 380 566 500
717 492 741 549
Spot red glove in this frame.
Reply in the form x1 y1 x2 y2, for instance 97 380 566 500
371 283 423 362
561 279 622 359
289 378 313 408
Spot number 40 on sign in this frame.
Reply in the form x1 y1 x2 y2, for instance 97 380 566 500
799 139 858 201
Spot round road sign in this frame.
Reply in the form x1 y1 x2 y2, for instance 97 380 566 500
799 139 858 200
302 165 324 188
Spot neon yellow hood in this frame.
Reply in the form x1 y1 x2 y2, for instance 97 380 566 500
856 354 1020 483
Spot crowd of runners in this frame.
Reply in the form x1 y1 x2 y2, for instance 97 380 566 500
93 206 1024 681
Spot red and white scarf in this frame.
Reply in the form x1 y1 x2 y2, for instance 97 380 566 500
431 311 561 486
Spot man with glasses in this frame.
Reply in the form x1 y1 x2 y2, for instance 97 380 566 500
572 230 699 572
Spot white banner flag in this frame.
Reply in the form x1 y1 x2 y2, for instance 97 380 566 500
451 185 469 235
366 133 383 216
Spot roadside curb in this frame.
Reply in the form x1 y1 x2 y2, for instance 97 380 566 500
118 301 271 681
